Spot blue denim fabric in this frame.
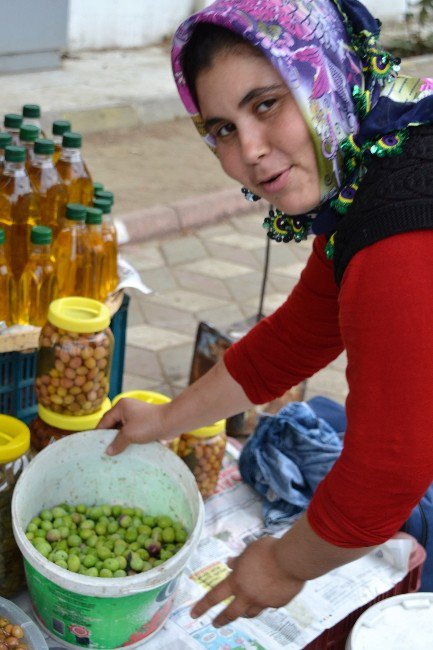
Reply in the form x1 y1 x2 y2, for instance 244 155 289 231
239 401 343 529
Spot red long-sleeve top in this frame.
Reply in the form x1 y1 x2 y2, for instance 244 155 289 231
224 231 433 547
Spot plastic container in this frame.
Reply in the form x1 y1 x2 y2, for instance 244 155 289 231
0 415 30 598
346 592 433 649
0 293 129 425
35 297 113 416
177 420 226 498
12 429 204 649
0 596 48 649
29 398 111 450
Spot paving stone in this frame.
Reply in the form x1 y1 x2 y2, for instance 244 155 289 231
272 262 305 279
245 292 288 315
196 304 246 329
138 266 178 292
305 366 349 402
224 270 265 303
139 300 198 335
329 351 348 372
160 235 208 266
202 240 262 268
121 244 165 271
148 289 229 312
158 343 195 385
197 222 236 239
230 212 266 234
121 373 165 392
253 241 300 267
209 233 265 250
127 324 193 351
124 345 164 380
178 258 253 280
173 268 232 300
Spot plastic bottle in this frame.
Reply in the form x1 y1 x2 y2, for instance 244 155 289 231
18 225 57 325
93 197 118 293
93 181 104 196
3 113 23 145
94 189 114 205
28 138 68 238
0 132 12 168
53 203 88 297
22 103 46 136
83 207 106 301
19 124 40 169
51 119 71 164
0 227 13 326
0 145 39 280
56 132 93 206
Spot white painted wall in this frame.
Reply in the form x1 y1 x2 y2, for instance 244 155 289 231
67 0 196 51
67 0 408 52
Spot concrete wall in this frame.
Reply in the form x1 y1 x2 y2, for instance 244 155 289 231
67 0 408 52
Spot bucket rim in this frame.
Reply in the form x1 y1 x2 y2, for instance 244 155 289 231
12 431 205 597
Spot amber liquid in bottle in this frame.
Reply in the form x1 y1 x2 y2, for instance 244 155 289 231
0 159 39 280
102 217 119 293
18 239 58 326
53 219 87 297
0 237 13 326
83 223 106 301
56 147 93 206
29 153 68 239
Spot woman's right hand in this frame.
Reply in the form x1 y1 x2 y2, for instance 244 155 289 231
97 398 172 456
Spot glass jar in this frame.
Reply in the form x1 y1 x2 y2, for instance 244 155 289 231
177 421 226 498
35 297 113 416
0 415 30 597
30 399 111 451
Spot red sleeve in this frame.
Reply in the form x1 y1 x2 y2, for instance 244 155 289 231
308 230 433 546
224 235 344 403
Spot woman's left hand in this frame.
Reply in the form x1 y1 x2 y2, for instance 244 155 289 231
190 536 305 627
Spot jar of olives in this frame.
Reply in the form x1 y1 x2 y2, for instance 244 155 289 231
0 415 31 597
30 399 112 451
177 421 226 498
35 297 113 417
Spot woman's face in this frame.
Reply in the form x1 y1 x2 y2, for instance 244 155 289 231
196 48 321 215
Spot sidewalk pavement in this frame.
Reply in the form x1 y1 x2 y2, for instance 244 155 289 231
2 46 431 411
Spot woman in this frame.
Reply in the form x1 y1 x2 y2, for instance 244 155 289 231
99 0 433 627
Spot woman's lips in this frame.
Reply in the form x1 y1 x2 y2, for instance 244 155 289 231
259 168 290 194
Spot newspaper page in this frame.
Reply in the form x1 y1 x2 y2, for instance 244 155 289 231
14 441 413 649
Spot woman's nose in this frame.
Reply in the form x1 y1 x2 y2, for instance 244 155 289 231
238 124 270 164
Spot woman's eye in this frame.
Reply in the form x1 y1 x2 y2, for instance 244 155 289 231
256 98 276 113
215 123 235 138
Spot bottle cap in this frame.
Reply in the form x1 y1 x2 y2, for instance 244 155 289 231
0 228 5 244
4 113 23 129
31 225 52 245
22 104 41 118
38 399 112 431
66 203 86 221
47 297 111 332
93 198 112 214
85 207 103 225
52 119 71 136
93 181 104 193
0 132 12 149
95 190 114 204
20 124 40 142
186 420 226 438
0 415 30 463
34 138 55 155
4 145 26 163
112 390 171 408
62 132 82 148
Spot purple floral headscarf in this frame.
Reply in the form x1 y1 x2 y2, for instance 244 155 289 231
172 0 363 204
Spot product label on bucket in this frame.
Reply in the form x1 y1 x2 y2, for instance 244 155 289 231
25 560 179 648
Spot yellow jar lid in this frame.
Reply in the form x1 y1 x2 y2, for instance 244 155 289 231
38 399 112 431
47 297 110 333
112 390 171 407
186 420 226 438
0 415 30 463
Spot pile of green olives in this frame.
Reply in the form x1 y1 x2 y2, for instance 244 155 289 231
25 503 188 578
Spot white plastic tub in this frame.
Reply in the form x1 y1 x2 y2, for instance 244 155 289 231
0 595 49 649
12 430 204 649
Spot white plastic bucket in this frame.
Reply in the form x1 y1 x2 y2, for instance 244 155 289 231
346 592 433 650
12 430 204 649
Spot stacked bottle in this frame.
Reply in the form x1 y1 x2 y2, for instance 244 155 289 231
0 227 13 326
3 114 22 145
56 132 93 206
52 119 71 164
0 132 12 168
93 197 119 293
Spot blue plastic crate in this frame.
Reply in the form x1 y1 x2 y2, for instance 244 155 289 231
0 293 129 425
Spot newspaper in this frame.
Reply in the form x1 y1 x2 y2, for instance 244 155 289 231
14 442 413 649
